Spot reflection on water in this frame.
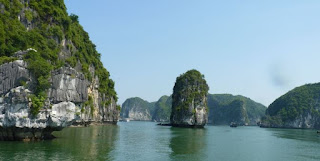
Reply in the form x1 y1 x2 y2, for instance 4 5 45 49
170 127 207 160
266 128 320 143
0 125 119 161
53 125 119 160
263 128 320 161
1 122 320 161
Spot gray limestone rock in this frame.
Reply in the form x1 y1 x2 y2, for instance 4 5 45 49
0 86 79 141
0 60 31 95
0 59 119 140
49 67 89 103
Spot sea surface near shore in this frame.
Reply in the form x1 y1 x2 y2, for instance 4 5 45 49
0 121 319 161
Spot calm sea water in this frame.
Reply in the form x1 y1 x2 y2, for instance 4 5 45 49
0 121 320 161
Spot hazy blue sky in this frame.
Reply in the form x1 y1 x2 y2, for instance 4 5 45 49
65 0 320 106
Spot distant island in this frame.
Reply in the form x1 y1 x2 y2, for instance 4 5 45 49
261 83 320 129
120 94 266 126
120 70 266 126
120 70 267 126
121 82 320 130
208 94 266 126
120 96 171 122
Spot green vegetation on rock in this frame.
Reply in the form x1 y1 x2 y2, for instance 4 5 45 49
29 94 46 116
152 95 172 122
262 83 320 128
171 69 209 127
207 94 266 125
0 0 117 115
116 105 121 111
172 69 209 112
84 95 95 116
0 56 17 65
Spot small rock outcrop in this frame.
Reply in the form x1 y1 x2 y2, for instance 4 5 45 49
170 70 209 128
261 83 320 129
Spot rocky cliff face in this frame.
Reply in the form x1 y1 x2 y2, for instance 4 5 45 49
0 59 118 140
0 60 79 140
49 67 88 104
261 83 320 129
120 97 154 121
207 94 266 126
49 66 119 125
170 70 209 128
0 0 119 140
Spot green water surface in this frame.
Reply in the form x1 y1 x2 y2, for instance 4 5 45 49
0 121 319 161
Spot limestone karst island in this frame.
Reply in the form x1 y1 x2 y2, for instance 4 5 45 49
0 0 320 160
170 70 209 128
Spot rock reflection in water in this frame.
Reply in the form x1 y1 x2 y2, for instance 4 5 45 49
169 127 207 160
0 125 119 160
52 125 119 160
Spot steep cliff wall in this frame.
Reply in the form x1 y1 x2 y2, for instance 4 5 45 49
0 0 119 140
